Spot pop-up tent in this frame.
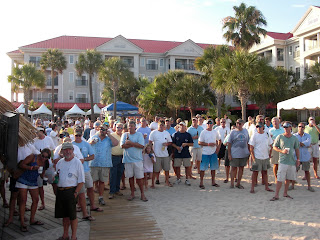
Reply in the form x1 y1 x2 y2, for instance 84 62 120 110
101 101 139 117
65 104 86 116
277 89 320 120
16 103 32 115
32 103 52 116
86 104 101 116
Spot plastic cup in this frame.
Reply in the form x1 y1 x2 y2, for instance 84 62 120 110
38 166 43 174
285 148 290 154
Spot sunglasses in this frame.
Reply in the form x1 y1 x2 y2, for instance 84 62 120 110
283 126 291 128
116 127 123 129
75 135 82 137
236 122 242 124
207 122 213 124
41 155 49 159
256 126 263 128
221 121 226 123
298 126 304 128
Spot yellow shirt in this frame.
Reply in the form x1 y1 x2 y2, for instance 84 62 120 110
111 132 124 155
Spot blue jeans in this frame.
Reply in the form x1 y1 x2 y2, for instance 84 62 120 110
110 155 124 194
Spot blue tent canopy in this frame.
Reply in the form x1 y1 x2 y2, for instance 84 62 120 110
103 101 138 111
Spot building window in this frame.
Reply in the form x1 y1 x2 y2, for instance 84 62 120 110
294 45 300 58
289 66 293 72
295 67 300 79
68 91 74 101
146 59 158 70
120 56 134 67
159 59 164 67
277 48 284 61
140 57 145 67
48 93 58 102
69 72 74 83
37 92 42 101
76 93 87 103
69 55 74 64
289 46 293 55
29 56 41 67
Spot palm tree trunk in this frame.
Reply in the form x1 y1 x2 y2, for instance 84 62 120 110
51 70 55 121
89 74 94 120
238 89 249 121
189 107 195 119
258 103 266 116
24 89 29 119
216 92 224 117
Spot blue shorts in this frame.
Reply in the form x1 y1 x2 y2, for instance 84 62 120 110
200 154 219 171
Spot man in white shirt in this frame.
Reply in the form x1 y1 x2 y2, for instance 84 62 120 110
55 142 84 240
50 124 59 147
149 120 173 187
198 119 221 189
224 114 232 129
149 116 160 131
249 122 274 193
135 118 141 129
215 118 231 174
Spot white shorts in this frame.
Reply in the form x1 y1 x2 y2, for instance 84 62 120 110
79 171 94 193
125 162 144 179
308 144 319 158
190 147 202 162
277 163 297 182
16 182 38 190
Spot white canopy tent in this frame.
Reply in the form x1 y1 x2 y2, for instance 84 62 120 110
86 104 101 115
16 103 32 115
32 103 52 116
65 104 86 116
277 89 320 119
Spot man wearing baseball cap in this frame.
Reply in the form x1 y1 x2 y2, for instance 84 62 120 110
55 142 85 240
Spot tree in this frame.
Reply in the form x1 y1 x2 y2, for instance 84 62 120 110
168 74 214 117
40 49 67 120
195 45 232 117
75 49 103 120
8 63 46 118
99 57 135 118
222 2 267 50
213 50 274 120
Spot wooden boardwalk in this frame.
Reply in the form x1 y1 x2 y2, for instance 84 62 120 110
90 196 163 240
0 185 163 240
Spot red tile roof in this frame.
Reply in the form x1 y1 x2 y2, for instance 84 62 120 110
267 32 293 40
18 35 213 53
8 49 22 54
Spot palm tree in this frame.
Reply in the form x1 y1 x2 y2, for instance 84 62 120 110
213 50 274 120
222 2 267 50
40 49 67 120
8 63 46 118
99 57 134 118
168 74 214 117
75 49 103 120
195 45 232 117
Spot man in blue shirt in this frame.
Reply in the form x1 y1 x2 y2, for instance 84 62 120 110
291 122 314 192
73 128 103 216
137 117 151 146
172 122 193 186
187 117 204 176
89 122 118 206
120 121 147 202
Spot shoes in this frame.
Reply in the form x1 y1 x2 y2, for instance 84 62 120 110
98 198 106 206
108 194 114 199
308 187 315 192
216 169 221 174
115 191 123 196
174 179 181 184
155 180 160 185
185 179 191 186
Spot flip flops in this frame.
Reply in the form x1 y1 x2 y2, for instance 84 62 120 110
127 196 135 201
212 183 220 187
90 207 103 212
270 197 279 201
140 197 148 202
82 216 95 221
38 205 45 211
199 185 205 189
20 225 28 232
30 220 44 225
284 195 293 199
236 184 244 189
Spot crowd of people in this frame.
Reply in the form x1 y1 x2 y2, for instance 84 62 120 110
0 113 319 240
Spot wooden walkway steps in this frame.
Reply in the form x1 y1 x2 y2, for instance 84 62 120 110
90 196 163 240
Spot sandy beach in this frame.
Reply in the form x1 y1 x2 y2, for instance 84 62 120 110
138 164 320 240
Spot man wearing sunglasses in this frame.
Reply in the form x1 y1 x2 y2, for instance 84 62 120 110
304 117 320 179
271 121 300 201
89 122 118 206
291 122 314 192
249 122 273 193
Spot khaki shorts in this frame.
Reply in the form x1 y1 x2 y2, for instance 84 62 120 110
125 162 144 179
190 147 202 162
309 144 319 158
90 167 110 183
230 157 248 167
270 149 280 164
174 158 191 167
153 157 170 172
277 163 296 182
297 161 310 172
79 171 94 193
0 168 9 181
251 158 271 171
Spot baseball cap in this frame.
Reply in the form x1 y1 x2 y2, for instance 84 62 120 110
179 122 186 126
207 119 214 124
101 122 109 130
283 122 292 128
61 142 74 150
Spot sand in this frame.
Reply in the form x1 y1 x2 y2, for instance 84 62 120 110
139 165 320 240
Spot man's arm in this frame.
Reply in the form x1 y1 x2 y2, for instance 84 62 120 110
249 145 255 161
107 132 119 146
314 124 320 134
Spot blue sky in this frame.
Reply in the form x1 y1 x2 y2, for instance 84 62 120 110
0 0 319 101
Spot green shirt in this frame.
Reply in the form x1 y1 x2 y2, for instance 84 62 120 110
274 134 299 166
304 125 319 144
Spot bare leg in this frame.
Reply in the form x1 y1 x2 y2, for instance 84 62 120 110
274 181 282 199
78 192 89 218
197 160 200 174
237 166 244 186
165 171 170 185
19 188 28 227
4 191 19 226
211 170 216 185
313 158 319 179
176 167 181 180
306 171 311 188
87 187 99 210
98 181 104 197
70 219 78 240
62 218 70 239
0 180 8 206
151 172 158 188
38 186 45 209
199 171 205 186
185 167 190 180
251 171 258 193
129 177 135 198
273 164 278 182
225 166 230 182
28 188 39 223
283 179 291 197
136 178 147 200
230 167 237 187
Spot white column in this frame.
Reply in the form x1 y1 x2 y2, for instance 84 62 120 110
133 55 139 78
299 37 305 80
170 56 175 70
317 33 320 48
271 46 277 66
